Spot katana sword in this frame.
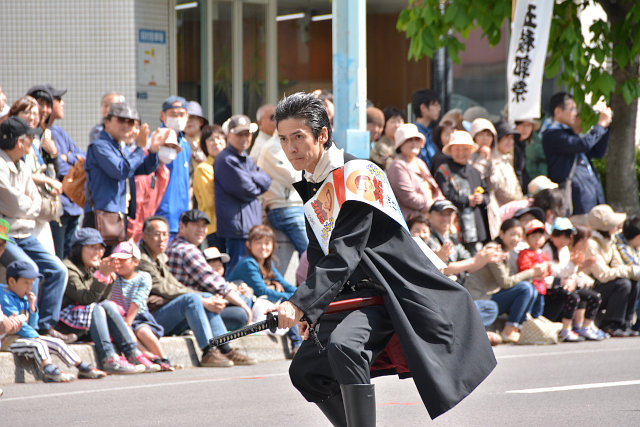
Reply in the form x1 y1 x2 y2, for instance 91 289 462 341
205 295 384 351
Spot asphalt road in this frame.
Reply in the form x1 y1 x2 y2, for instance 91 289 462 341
2 338 640 426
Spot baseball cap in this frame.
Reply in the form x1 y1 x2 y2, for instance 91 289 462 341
394 123 425 151
587 204 626 232
71 228 105 247
162 96 187 112
107 102 139 121
525 219 546 235
111 241 141 260
25 85 54 103
179 209 211 224
6 260 42 280
0 218 15 244
204 247 230 263
45 84 67 98
227 114 257 134
429 199 458 214
0 116 36 147
551 217 577 234
527 175 558 195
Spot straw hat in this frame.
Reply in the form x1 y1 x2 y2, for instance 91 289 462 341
394 123 425 151
442 130 478 155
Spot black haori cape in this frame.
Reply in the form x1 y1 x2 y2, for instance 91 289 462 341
290 153 496 419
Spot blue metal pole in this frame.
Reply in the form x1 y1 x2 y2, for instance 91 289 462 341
332 0 369 158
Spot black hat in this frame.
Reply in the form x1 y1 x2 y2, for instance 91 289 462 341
179 209 211 224
494 120 520 141
0 116 33 147
25 85 54 104
107 102 139 120
513 206 545 224
45 84 67 98
429 199 459 214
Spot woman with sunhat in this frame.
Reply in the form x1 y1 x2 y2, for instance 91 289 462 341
434 130 490 254
387 123 443 220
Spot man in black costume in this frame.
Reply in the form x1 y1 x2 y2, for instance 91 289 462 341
272 92 496 426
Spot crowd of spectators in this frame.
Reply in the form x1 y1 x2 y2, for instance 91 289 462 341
0 80 634 392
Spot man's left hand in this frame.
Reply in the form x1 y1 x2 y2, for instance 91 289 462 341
271 301 303 329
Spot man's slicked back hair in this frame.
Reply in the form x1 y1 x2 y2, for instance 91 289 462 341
275 92 333 149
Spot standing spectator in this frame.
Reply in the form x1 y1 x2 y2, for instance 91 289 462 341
194 125 227 250
387 123 443 220
184 101 208 164
411 88 441 169
137 216 256 367
0 117 73 342
25 86 59 176
434 131 490 254
469 118 497 180
369 106 405 170
44 85 86 258
165 209 253 331
256 126 308 255
515 118 543 189
154 96 192 238
583 205 640 337
429 121 455 175
250 104 277 162
83 103 160 244
214 114 272 272
89 92 125 144
542 92 612 216
365 106 385 143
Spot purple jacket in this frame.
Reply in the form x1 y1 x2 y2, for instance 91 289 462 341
214 146 271 239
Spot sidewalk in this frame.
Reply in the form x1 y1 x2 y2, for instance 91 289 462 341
0 332 292 384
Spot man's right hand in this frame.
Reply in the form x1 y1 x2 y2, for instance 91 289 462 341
148 127 172 153
598 106 613 128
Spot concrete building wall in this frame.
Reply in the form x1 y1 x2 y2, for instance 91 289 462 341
0 0 138 150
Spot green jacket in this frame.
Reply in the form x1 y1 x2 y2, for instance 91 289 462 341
138 241 194 302
61 258 113 307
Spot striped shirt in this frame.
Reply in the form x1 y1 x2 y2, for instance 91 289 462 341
110 271 152 314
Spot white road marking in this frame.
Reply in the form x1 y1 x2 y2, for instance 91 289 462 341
506 379 640 394
0 372 288 403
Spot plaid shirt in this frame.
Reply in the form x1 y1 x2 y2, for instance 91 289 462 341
165 236 229 295
614 233 640 266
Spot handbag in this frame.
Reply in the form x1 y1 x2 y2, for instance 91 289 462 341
560 156 578 216
61 157 86 207
93 210 127 246
517 314 563 345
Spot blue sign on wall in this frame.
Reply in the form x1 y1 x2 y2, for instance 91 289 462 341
139 29 166 44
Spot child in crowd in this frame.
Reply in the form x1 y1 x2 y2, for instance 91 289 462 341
205 247 253 301
227 225 302 357
517 220 552 320
110 242 172 372
1 261 106 382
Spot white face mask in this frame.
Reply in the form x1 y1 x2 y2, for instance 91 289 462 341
158 145 178 164
165 116 187 132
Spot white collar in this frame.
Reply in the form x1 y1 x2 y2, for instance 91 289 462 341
305 144 344 183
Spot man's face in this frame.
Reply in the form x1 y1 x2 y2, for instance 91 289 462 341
104 116 135 142
5 135 29 162
421 102 441 122
554 98 577 127
431 209 455 234
278 118 326 172
161 107 188 122
258 106 276 136
227 130 252 153
179 220 208 246
143 220 170 256
52 97 64 120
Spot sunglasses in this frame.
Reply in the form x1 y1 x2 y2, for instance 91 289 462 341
116 117 135 125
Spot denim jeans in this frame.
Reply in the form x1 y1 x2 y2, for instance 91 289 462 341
220 305 249 331
267 206 309 254
50 214 80 259
151 293 227 350
0 234 68 331
89 300 138 360
288 325 303 349
491 281 538 327
225 237 246 276
474 300 499 329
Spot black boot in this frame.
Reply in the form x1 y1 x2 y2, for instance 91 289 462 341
316 392 347 427
340 384 376 427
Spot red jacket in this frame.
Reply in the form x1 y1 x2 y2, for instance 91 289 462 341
517 248 550 295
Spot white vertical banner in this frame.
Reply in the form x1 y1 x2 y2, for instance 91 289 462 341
507 0 554 122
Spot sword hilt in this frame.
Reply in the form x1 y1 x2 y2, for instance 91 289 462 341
204 312 278 354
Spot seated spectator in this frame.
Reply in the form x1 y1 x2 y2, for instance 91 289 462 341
429 121 454 175
110 242 171 372
138 216 255 367
426 200 471 269
532 188 567 230
214 115 272 272
542 219 606 341
613 214 640 334
166 210 253 331
154 96 192 238
83 103 161 245
434 131 489 254
583 205 640 337
204 247 253 300
227 225 302 357
256 121 308 255
465 218 545 343
59 228 145 374
1 261 106 382
407 215 431 243
516 220 552 322
370 106 405 170
469 118 497 180
0 117 72 343
89 92 125 144
387 123 443 220
0 221 23 361
194 125 227 250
